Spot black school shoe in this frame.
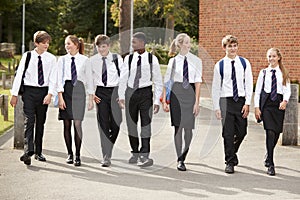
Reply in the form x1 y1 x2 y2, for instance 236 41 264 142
20 153 31 165
267 166 275 176
74 156 81 166
225 164 234 174
35 154 46 162
177 161 187 171
137 156 153 167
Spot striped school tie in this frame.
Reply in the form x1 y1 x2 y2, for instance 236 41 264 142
182 56 189 89
71 57 77 86
37 56 44 86
133 55 141 89
231 60 239 102
270 69 277 101
102 57 107 86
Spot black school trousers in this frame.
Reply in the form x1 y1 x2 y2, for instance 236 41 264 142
220 97 247 165
22 86 49 156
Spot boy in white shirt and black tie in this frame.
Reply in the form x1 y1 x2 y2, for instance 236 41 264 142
211 35 253 174
10 31 57 165
118 32 163 167
86 34 124 167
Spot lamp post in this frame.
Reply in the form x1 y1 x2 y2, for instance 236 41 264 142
104 0 107 35
21 0 25 54
130 0 133 54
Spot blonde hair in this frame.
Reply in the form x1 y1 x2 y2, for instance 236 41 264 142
222 35 238 48
168 33 189 57
267 48 289 85
66 35 85 54
95 34 110 46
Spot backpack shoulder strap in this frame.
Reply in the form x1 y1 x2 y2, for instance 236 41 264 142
239 56 247 71
262 69 266 90
219 59 224 87
128 54 134 77
22 51 31 79
112 54 120 76
148 52 153 81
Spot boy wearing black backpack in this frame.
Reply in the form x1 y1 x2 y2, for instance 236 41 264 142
10 31 57 165
211 35 253 173
85 34 124 167
118 32 163 167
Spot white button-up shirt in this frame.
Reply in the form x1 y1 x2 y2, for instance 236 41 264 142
211 55 253 110
118 51 163 105
56 53 90 93
164 52 202 84
85 52 124 92
11 50 57 96
254 65 291 107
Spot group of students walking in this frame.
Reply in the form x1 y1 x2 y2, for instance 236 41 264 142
10 31 291 176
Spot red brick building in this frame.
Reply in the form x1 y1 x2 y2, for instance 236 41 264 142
199 0 300 84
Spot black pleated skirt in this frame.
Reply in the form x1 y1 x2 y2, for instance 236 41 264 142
59 80 86 121
262 94 285 134
169 82 196 129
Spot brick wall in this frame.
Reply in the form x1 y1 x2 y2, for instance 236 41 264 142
199 0 300 84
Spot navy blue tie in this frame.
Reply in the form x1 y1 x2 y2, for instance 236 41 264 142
102 57 107 86
182 56 189 89
71 57 77 86
38 56 44 86
231 60 239 102
133 55 141 89
270 69 277 101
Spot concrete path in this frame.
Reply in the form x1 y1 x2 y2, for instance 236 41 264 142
0 93 300 200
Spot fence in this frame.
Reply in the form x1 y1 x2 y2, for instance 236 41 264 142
0 94 8 121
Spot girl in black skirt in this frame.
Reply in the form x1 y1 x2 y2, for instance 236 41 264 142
57 35 93 166
254 48 291 176
162 33 202 171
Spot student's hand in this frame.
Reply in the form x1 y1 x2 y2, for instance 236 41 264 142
215 110 222 120
43 94 52 105
193 102 200 117
59 96 66 110
10 96 18 107
94 95 101 104
241 105 249 118
153 104 160 114
255 107 261 121
279 100 287 110
162 102 169 112
88 99 94 111
118 99 125 109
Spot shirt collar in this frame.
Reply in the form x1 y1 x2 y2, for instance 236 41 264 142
134 51 147 56
99 52 111 59
224 55 238 62
67 52 80 59
267 65 280 71
177 52 190 59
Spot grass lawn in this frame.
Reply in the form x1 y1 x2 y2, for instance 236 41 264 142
0 87 13 136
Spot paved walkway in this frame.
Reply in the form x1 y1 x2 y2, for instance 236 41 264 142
0 88 300 199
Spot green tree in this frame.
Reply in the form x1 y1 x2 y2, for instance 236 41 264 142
0 0 23 44
111 0 199 44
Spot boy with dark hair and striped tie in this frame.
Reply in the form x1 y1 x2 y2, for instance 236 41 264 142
118 32 163 167
86 34 124 167
211 35 253 174
10 31 57 165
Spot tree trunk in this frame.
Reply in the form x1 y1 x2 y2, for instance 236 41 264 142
119 0 131 57
0 15 3 42
7 13 13 42
164 14 174 45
